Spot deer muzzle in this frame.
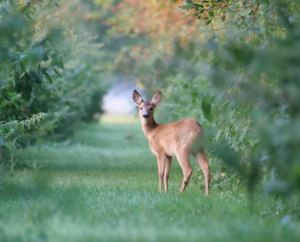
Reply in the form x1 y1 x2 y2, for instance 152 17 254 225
142 114 149 119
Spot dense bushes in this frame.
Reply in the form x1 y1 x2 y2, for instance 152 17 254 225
0 1 108 146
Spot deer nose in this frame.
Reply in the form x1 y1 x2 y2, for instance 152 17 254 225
143 114 149 119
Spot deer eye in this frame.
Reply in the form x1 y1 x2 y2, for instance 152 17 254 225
149 107 153 111
140 107 143 110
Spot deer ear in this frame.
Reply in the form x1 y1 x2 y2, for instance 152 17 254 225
151 91 162 106
133 90 143 105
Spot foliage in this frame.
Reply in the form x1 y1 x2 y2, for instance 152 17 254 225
36 31 108 139
4 137 17 173
175 0 265 28
83 0 202 83
0 0 108 149
0 0 64 142
162 0 300 198
0 113 45 140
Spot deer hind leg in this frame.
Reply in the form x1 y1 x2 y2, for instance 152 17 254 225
195 151 210 196
163 156 172 193
176 150 193 193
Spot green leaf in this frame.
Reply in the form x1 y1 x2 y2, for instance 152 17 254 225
25 122 30 130
194 4 204 9
215 130 222 141
1 101 8 107
196 9 204 14
206 19 212 25
239 126 248 142
17 125 24 135
19 72 26 78
59 58 65 69
202 101 212 121
12 103 19 109
53 68 62 77
44 72 53 84
209 11 214 18
7 92 14 98
185 0 193 4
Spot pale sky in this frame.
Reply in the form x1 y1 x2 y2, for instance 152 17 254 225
102 81 143 115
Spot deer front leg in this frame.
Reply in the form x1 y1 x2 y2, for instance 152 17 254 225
163 156 172 193
156 154 166 193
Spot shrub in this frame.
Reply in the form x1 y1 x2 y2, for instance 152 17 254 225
0 1 108 146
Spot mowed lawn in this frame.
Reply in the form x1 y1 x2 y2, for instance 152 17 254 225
0 123 299 242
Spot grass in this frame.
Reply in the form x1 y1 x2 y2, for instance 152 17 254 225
0 123 299 242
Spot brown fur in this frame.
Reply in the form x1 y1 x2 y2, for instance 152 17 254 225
133 90 210 195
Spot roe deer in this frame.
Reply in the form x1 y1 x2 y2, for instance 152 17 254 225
133 90 210 195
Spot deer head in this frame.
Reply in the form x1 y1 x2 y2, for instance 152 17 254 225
133 90 162 123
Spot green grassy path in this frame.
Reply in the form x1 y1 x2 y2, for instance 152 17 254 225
0 124 299 241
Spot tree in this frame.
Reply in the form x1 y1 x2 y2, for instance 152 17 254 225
168 0 300 197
